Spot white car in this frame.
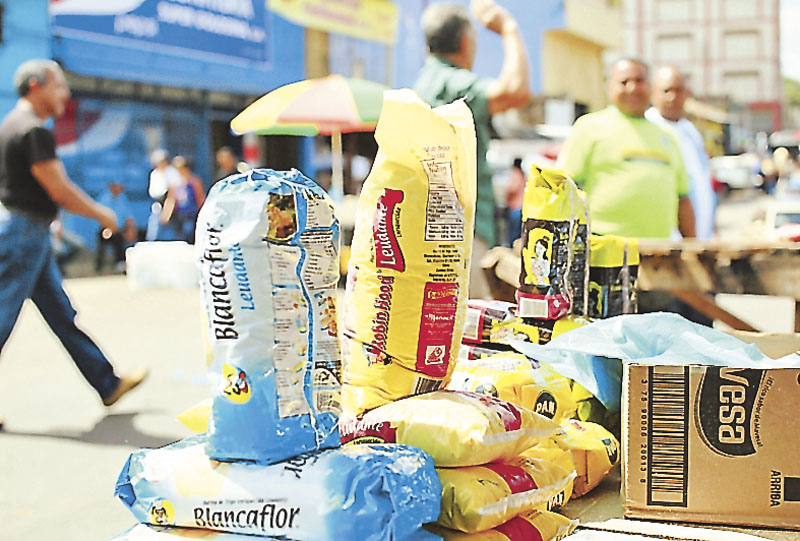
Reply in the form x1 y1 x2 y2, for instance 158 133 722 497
709 154 762 191
764 200 800 241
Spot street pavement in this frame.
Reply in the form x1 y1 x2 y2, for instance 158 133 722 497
0 276 208 540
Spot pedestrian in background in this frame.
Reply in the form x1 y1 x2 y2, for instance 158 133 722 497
646 65 716 240
0 59 147 428
96 179 138 272
558 57 695 240
146 148 180 241
505 157 526 247
414 0 530 299
160 155 205 243
215 146 239 181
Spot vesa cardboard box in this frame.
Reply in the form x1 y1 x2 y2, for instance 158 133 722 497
623 363 800 530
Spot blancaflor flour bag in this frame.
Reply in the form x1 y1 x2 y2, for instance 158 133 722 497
196 169 341 464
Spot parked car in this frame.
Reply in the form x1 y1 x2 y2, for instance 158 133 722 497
709 153 762 192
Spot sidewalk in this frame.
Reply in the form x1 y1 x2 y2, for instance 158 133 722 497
0 276 208 540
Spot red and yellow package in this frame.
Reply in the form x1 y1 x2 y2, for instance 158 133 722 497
548 418 620 497
339 390 558 467
436 456 575 532
426 509 577 541
342 90 476 417
447 353 577 423
521 445 575 511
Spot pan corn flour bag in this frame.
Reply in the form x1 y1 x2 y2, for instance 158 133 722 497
196 169 342 464
342 89 476 416
426 510 577 541
436 456 576 532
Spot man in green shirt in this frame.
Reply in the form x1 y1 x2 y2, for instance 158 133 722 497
558 58 695 239
414 0 530 298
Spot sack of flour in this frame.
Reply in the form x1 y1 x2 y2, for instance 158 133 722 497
114 434 442 541
342 90 477 416
196 169 341 464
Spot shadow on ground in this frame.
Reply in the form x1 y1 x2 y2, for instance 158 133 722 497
0 411 180 449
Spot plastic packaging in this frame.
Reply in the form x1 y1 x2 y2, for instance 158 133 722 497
110 524 443 540
546 419 620 497
447 353 577 423
516 166 581 320
340 390 558 467
196 168 341 464
436 456 576 532
115 434 442 541
426 510 577 540
342 89 476 417
588 234 638 318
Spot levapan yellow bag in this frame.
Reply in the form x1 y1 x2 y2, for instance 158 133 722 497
547 418 620 497
447 353 577 423
436 456 576 532
426 509 577 541
342 89 476 417
339 390 558 467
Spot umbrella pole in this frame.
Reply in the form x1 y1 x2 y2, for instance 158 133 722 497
331 131 344 201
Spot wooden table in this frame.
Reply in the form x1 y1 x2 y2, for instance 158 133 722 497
481 240 800 332
638 239 800 332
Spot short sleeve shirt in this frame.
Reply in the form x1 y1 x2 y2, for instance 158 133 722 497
558 106 689 239
413 56 495 245
0 102 59 220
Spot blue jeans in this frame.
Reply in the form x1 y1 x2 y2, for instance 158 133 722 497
0 208 120 400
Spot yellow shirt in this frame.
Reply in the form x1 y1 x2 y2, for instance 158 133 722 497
558 106 689 238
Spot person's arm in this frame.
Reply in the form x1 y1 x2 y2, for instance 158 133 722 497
678 196 696 238
160 188 176 224
192 176 206 208
472 0 530 115
31 159 117 231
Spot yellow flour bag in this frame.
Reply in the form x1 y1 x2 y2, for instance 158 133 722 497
342 89 476 417
447 353 576 423
339 390 558 467
516 166 581 320
520 446 575 511
548 418 620 497
426 510 577 541
588 234 639 318
436 456 575 532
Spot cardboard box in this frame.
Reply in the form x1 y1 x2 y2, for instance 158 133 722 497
623 363 800 530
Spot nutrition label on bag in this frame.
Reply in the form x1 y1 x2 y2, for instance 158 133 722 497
299 230 339 290
421 159 464 242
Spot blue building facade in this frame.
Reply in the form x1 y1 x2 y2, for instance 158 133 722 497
47 0 307 248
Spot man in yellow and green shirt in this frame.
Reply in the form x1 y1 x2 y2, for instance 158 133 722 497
558 58 695 240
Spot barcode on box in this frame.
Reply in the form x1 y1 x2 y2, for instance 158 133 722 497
647 365 689 507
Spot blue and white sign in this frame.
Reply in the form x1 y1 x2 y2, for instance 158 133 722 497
50 0 269 64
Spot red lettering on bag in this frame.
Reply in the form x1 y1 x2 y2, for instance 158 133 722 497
373 189 405 271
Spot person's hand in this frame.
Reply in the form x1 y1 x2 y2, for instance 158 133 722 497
471 0 516 35
97 205 118 235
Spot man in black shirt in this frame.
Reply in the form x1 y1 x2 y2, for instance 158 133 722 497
0 59 147 428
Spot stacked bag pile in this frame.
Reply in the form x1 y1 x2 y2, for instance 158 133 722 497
108 168 443 540
337 90 579 540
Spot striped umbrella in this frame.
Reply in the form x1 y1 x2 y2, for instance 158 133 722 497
231 75 388 197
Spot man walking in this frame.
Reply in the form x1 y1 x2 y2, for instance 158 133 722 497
414 0 530 298
0 59 147 428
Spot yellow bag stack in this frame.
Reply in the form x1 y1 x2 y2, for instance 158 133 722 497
341 89 476 417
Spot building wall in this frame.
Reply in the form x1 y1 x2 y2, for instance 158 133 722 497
0 1 51 118
623 0 781 131
542 30 607 113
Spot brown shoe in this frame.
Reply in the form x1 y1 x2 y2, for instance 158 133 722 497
103 367 149 406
